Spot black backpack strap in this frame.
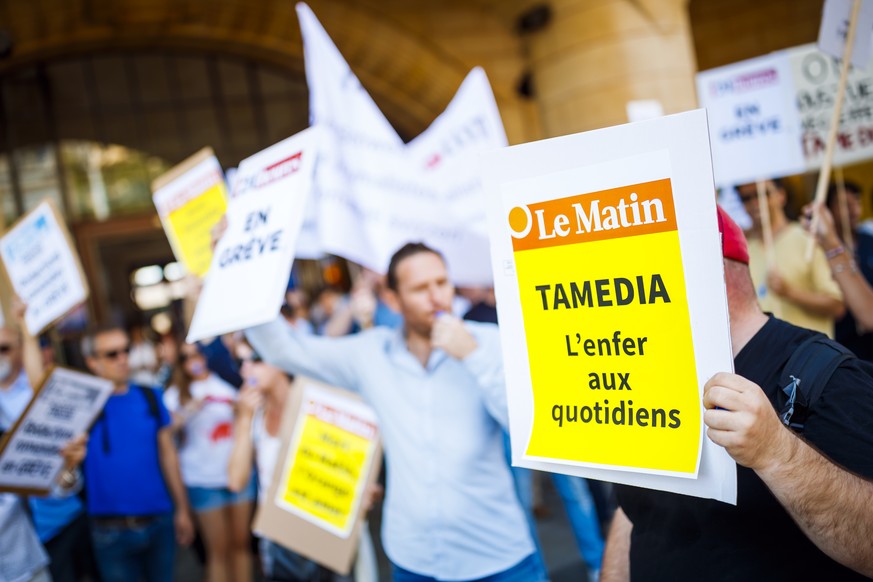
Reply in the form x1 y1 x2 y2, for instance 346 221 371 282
778 335 854 432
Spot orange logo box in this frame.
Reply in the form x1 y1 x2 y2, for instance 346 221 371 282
509 178 677 252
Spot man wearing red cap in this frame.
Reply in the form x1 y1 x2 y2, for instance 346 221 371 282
601 207 873 580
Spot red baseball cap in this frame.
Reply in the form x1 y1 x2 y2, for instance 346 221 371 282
717 205 749 265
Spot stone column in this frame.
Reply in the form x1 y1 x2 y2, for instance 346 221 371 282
525 0 698 136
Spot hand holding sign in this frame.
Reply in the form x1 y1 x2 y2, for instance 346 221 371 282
59 434 88 472
703 372 793 472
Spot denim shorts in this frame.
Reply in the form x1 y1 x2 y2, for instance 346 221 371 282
186 477 256 513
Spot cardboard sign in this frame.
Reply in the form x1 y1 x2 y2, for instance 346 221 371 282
0 200 89 336
696 52 806 186
818 0 873 69
186 129 318 343
152 148 228 278
789 43 873 169
298 3 506 285
253 377 382 575
482 109 737 503
0 366 113 495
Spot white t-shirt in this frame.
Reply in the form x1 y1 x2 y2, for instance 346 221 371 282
163 375 238 488
251 408 282 500
129 341 159 386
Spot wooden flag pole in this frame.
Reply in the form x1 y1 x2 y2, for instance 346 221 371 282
757 179 776 269
807 0 862 260
834 166 855 254
756 179 781 318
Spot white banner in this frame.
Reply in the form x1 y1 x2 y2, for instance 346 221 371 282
297 3 506 285
187 128 318 342
696 52 806 186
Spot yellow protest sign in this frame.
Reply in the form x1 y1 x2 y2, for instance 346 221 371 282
483 110 737 503
509 179 699 473
152 148 228 277
274 386 379 537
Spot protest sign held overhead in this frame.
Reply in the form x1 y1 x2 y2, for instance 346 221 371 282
818 0 873 69
482 109 737 503
297 3 506 285
254 377 382 575
152 147 228 278
789 43 873 169
696 52 806 187
0 200 89 336
698 42 873 183
186 128 318 343
0 367 113 495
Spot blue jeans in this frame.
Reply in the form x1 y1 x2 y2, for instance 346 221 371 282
259 538 343 581
503 433 604 573
90 513 175 582
392 553 545 582
552 474 604 571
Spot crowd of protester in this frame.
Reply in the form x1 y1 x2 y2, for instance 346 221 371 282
2 179 873 582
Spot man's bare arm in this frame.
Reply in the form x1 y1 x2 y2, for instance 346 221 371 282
704 372 873 577
601 507 632 582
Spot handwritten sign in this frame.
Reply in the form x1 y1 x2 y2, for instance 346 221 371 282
0 367 113 495
482 110 737 503
186 129 318 342
274 385 378 537
0 201 89 336
790 43 873 169
152 148 228 278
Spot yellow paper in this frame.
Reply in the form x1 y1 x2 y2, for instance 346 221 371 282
510 178 700 474
165 183 227 277
275 394 378 536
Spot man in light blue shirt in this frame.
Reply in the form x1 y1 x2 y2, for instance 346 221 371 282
247 242 540 582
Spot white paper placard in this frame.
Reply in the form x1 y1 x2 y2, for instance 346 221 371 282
696 52 806 187
481 109 737 503
186 128 319 343
0 201 89 336
0 367 113 494
818 0 873 69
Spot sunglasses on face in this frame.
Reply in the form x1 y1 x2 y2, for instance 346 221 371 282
236 353 263 367
97 346 131 359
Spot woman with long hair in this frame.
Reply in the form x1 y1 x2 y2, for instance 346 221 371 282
164 341 256 582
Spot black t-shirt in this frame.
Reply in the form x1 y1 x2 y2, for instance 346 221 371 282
835 228 873 362
616 317 873 581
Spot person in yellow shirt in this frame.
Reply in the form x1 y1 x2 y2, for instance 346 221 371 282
736 179 844 337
